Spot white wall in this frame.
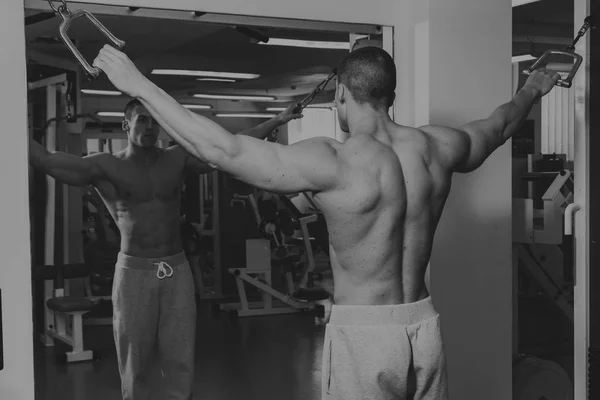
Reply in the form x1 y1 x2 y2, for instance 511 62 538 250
0 0 36 399
287 108 339 144
425 1 513 399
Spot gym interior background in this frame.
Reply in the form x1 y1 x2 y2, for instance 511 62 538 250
0 0 595 399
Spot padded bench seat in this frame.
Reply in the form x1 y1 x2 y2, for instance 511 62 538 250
32 263 91 281
47 296 97 313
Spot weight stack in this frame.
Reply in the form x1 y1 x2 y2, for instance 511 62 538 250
589 348 600 399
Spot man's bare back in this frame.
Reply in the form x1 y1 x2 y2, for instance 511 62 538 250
91 146 187 258
314 123 451 306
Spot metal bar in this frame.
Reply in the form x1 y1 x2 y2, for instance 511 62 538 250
233 269 310 309
47 328 74 347
541 170 571 202
235 271 250 311
27 73 67 91
382 26 394 120
512 244 519 356
25 0 381 34
573 0 591 398
212 171 222 297
298 219 316 288
513 36 574 45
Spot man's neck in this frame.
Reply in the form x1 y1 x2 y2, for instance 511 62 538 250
347 106 393 137
126 144 160 164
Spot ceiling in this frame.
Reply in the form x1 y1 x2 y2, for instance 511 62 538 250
24 4 363 119
513 0 575 57
24 1 577 120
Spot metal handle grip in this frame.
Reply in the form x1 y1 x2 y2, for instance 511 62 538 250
522 50 583 89
564 203 581 236
58 9 126 80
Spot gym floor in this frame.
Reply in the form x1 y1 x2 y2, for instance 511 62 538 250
33 289 573 400
34 300 325 400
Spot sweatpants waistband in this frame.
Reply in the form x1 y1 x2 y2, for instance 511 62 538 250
329 296 438 326
116 251 188 270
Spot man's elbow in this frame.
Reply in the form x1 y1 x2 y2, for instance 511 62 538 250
194 146 234 170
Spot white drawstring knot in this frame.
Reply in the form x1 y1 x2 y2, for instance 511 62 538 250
155 261 174 279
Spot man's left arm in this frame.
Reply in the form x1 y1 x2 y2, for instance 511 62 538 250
91 47 338 194
237 104 302 140
177 105 302 174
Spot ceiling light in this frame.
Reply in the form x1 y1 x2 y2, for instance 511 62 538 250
82 89 122 96
183 104 212 110
97 111 124 117
259 38 350 50
512 54 537 63
216 113 277 119
193 94 276 101
512 0 541 6
308 102 335 108
197 78 237 83
151 69 260 80
266 102 335 112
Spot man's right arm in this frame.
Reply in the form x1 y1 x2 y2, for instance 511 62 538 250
421 69 559 173
29 138 107 186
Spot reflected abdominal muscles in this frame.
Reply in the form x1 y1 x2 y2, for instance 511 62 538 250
114 200 181 247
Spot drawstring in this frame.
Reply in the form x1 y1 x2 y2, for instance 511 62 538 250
155 261 174 279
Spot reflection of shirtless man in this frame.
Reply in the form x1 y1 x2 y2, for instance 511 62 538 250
95 45 559 400
28 99 300 400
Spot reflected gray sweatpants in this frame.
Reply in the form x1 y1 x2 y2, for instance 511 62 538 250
322 297 448 400
112 251 197 400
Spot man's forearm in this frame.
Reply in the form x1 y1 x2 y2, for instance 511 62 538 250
499 85 541 142
137 80 237 165
237 117 283 140
29 137 49 169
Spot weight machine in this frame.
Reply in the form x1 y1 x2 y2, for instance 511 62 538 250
219 190 329 317
28 71 110 362
513 154 575 321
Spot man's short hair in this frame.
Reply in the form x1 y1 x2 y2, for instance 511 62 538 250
124 99 143 121
337 46 396 109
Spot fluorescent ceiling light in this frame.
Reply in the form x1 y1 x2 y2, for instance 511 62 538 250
267 103 335 112
193 94 276 101
512 0 541 6
183 104 212 110
97 111 124 117
216 113 277 119
151 69 259 80
197 78 237 83
512 54 537 63
81 89 122 96
259 38 350 50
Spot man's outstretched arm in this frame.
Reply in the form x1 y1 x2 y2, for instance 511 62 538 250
94 45 339 193
163 105 303 174
237 104 302 140
29 137 108 186
421 69 560 173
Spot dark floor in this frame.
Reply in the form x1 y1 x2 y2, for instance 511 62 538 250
34 301 325 400
33 293 574 400
518 295 575 384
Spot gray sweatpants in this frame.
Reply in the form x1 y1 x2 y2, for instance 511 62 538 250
322 296 448 400
112 251 197 400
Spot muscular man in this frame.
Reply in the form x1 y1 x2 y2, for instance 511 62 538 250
94 45 559 400
28 99 300 400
